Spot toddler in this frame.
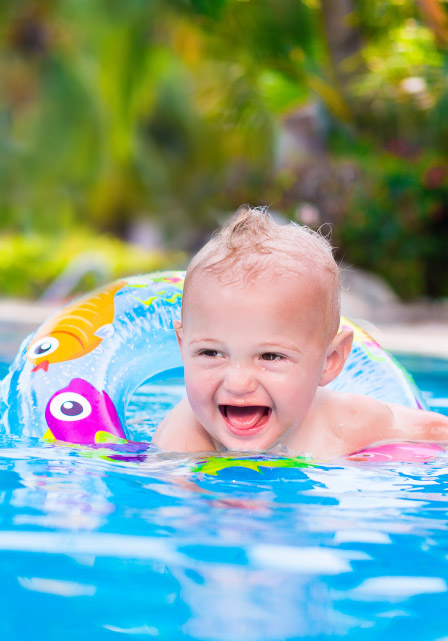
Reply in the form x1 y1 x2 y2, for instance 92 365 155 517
153 206 448 458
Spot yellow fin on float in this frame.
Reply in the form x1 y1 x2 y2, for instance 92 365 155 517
43 428 56 443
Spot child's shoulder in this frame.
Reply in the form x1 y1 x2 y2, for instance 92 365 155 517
152 398 215 452
310 387 392 428
289 389 396 458
323 388 393 424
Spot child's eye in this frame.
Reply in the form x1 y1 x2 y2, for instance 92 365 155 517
198 349 222 358
261 352 284 362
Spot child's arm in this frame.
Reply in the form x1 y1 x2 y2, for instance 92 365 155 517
326 392 448 457
388 403 448 442
152 398 216 452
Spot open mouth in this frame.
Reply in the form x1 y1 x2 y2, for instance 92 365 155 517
219 405 271 436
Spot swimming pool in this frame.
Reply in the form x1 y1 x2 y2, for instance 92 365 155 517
1 347 448 640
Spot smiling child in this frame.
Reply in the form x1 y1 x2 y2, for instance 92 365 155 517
153 206 448 458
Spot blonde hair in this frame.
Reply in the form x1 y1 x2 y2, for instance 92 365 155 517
184 205 341 338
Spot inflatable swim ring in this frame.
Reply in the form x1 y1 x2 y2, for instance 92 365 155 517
0 271 429 461
346 441 444 463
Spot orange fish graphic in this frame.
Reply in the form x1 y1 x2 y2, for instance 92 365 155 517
28 280 127 372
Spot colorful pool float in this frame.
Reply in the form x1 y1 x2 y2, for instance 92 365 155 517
0 271 432 462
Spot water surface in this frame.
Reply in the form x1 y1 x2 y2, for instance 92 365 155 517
1 354 448 640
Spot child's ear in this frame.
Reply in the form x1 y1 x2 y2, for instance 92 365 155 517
173 320 183 349
319 329 353 387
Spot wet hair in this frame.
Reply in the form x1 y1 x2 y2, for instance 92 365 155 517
183 205 341 339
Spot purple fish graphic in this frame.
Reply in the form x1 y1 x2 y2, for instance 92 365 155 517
45 378 126 444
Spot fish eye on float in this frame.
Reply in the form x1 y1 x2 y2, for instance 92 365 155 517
28 336 60 358
48 391 92 421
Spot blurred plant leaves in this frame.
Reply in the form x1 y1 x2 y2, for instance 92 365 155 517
1 0 448 298
0 0 315 238
0 230 185 298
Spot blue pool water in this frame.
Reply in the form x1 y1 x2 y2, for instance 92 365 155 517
1 351 448 640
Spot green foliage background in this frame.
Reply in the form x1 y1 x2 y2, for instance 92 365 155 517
1 0 448 298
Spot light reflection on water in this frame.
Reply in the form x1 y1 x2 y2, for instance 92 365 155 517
0 362 448 639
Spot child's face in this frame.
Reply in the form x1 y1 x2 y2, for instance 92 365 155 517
177 271 342 452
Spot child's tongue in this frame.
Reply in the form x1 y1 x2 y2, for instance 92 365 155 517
225 406 266 430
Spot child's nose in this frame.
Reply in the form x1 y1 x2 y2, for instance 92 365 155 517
223 364 258 396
